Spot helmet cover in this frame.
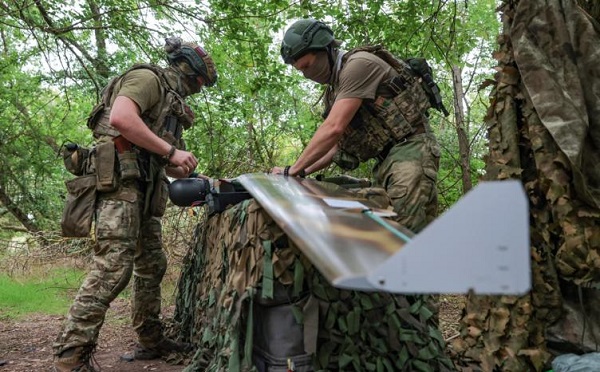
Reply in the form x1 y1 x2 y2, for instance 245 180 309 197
165 37 218 87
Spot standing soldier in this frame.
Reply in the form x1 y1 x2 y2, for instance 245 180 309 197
271 19 453 371
272 18 443 233
54 37 217 371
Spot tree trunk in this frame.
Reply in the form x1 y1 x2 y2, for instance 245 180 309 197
87 0 110 81
451 65 473 193
0 183 40 233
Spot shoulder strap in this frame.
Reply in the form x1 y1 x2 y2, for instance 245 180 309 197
344 45 449 117
99 63 177 106
405 58 449 116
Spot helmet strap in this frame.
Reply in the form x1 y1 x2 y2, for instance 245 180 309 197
165 65 191 97
325 45 337 84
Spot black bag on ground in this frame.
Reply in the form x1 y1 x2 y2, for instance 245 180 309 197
252 285 315 372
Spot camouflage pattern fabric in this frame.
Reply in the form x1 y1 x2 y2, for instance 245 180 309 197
88 64 193 151
373 132 440 233
511 0 600 211
174 197 455 372
450 1 600 371
330 48 433 163
54 182 169 354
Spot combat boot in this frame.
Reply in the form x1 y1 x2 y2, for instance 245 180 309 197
53 346 98 371
134 337 193 360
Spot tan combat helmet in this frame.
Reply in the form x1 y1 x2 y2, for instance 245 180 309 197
165 37 218 87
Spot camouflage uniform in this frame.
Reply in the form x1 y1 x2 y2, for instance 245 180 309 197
55 68 186 355
55 184 168 351
373 133 440 232
326 49 440 232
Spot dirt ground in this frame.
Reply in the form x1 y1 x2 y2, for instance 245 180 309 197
0 294 465 372
0 298 185 372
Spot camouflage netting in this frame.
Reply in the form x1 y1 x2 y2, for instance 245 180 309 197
173 195 455 371
450 1 600 371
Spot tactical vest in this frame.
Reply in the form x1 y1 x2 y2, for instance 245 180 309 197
87 63 193 151
326 47 433 162
85 64 195 218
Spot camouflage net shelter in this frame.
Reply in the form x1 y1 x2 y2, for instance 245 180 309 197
450 1 600 371
173 193 455 371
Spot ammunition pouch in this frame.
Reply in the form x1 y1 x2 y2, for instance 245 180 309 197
161 114 184 145
339 108 392 162
144 157 169 217
94 141 119 192
332 150 360 171
61 174 97 237
117 150 141 181
377 91 424 143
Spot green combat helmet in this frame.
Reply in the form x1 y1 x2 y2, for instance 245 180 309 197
280 19 335 64
165 37 218 87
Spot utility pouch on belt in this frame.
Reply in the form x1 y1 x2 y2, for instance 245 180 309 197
113 136 141 181
144 157 169 217
95 141 118 192
149 174 169 217
117 151 141 180
61 174 97 237
332 149 360 170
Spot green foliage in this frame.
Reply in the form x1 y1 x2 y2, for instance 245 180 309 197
0 0 501 234
0 267 86 320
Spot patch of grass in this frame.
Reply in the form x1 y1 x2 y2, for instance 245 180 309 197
0 257 183 321
0 267 86 320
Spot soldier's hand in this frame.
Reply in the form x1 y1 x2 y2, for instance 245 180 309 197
169 149 198 174
271 166 284 175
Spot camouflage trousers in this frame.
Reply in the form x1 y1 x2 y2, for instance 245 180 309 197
53 183 168 355
373 132 440 233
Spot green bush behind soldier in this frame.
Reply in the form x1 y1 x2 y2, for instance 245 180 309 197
272 19 441 233
53 38 217 372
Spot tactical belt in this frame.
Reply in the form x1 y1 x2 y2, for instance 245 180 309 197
376 123 426 162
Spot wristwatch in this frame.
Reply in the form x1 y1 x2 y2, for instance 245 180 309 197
284 165 306 178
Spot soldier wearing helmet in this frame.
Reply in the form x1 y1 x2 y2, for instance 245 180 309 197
273 19 441 234
53 38 217 371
